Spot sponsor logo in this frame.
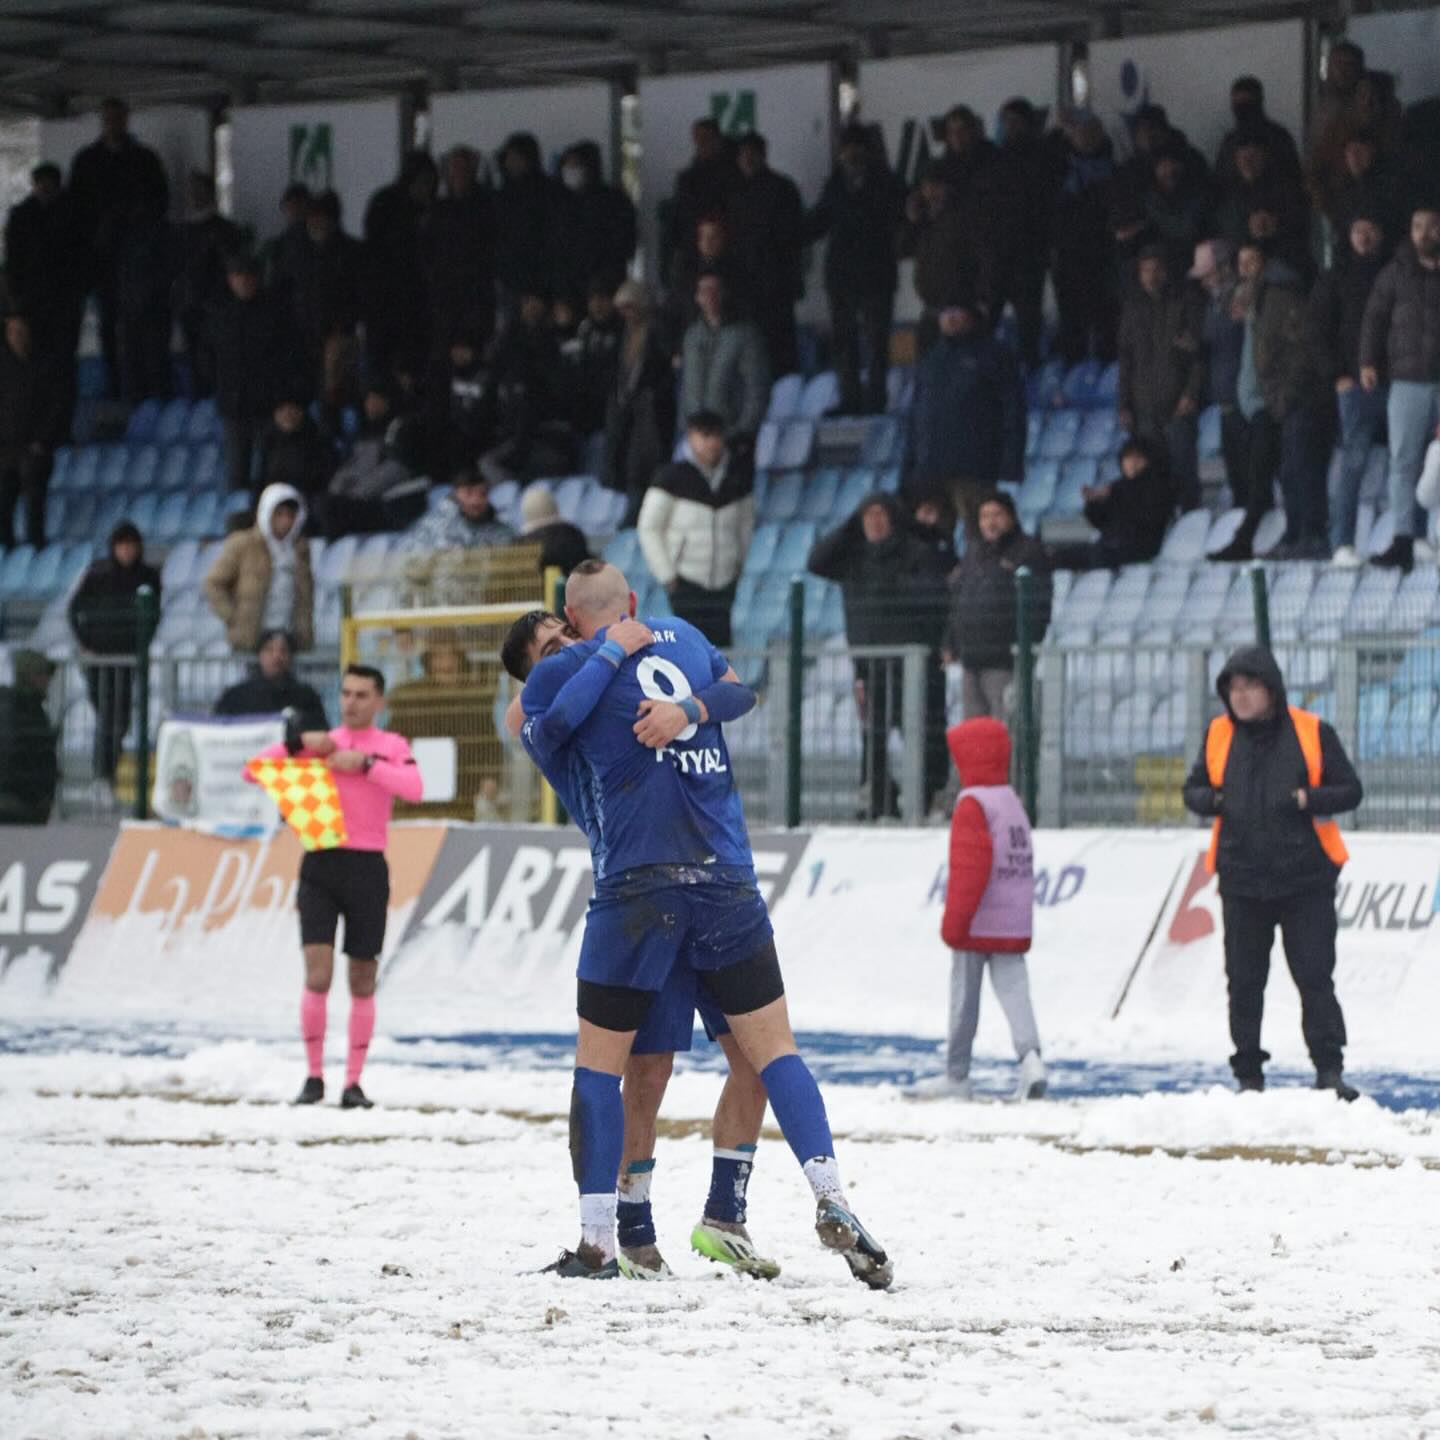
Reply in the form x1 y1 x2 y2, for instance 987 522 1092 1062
708 89 757 136
289 122 333 190
0 826 113 986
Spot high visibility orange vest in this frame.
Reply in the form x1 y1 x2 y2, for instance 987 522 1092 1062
1204 707 1349 874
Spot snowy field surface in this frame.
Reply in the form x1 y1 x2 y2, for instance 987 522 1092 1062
4 1035 1440 1440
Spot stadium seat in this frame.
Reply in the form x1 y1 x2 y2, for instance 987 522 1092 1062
1060 359 1103 407
1024 411 1044 460
1198 405 1222 460
0 545 36 598
44 493 67 542
125 398 162 443
191 442 222 491
1018 459 1059 515
318 534 359 586
96 443 129 491
799 371 839 419
1095 361 1120 404
767 374 803 420
1357 684 1394 761
61 493 97 544
860 416 901 468
886 365 914 415
1268 564 1316 640
185 397 220 442
160 540 201 590
1388 566 1440 633
602 530 640 575
1052 458 1098 516
754 420 781 471
67 444 101 492
798 468 842 522
182 491 221 539
125 444 161 492
876 465 900 494
835 468 874 518
128 492 159 534
1364 508 1395 559
1098 566 1152 630
22 543 65 599
93 493 128 538
1390 628 1440 693
1304 568 1358 638
760 471 803 523
1026 358 1065 410
775 420 815 470
222 491 251 523
743 523 781 575
555 477 588 523
152 492 188 543
1385 687 1438 759
154 399 190 446
772 522 816 575
1251 509 1286 555
577 485 624 535
1159 510 1211 565
1074 410 1118 460
1346 567 1402 633
1038 408 1082 460
156 443 192 492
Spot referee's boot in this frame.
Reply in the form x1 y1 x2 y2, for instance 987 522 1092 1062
294 1076 324 1105
340 1083 374 1110
815 1197 894 1291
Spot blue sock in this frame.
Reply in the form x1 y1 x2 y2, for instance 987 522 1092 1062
760 1055 834 1167
705 1144 756 1224
571 1067 624 1195
616 1158 656 1247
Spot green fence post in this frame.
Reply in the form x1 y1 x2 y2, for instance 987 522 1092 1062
1015 565 1038 824
1250 565 1272 651
786 576 805 828
134 584 158 820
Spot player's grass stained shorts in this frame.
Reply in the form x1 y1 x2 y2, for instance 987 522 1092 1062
297 849 389 959
579 863 773 998
632 962 729 1055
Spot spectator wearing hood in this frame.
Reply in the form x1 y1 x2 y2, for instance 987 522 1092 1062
68 520 161 783
808 491 950 819
727 132 805 378
680 272 769 449
1214 77 1302 189
1310 213 1392 564
1048 436 1174 571
214 629 327 730
256 398 334 501
1117 245 1206 510
556 141 637 299
514 482 590 576
211 252 306 495
1215 244 1327 561
603 279 678 526
924 717 1045 1103
0 649 58 824
1192 239 1249 496
1182 646 1363 1100
317 385 428 538
1359 203 1440 572
494 133 567 310
421 326 492 474
203 484 315 653
364 151 438 383
804 124 907 415
1053 111 1120 365
637 410 754 646
945 492 1050 721
903 299 1026 525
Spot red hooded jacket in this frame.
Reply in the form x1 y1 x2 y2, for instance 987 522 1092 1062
941 717 1032 953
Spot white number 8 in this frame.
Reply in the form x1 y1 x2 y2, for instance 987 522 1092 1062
636 655 698 741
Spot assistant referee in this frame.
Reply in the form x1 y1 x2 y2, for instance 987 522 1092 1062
248 663 423 1108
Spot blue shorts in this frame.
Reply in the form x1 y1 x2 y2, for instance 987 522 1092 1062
632 962 729 1055
578 863 774 1002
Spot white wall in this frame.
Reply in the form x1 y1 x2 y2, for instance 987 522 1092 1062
1088 20 1305 164
1350 8 1440 105
228 96 403 242
430 84 617 181
40 107 212 221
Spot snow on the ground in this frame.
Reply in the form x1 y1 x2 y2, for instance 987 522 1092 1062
4 1044 1440 1440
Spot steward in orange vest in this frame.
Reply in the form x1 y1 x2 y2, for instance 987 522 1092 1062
1181 646 1363 1099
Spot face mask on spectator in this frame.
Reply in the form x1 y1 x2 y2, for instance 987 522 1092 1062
561 164 586 191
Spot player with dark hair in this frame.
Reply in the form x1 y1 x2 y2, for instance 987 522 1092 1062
503 609 779 1280
516 560 892 1287
246 662 422 1108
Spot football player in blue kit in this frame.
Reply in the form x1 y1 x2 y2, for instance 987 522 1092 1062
502 609 779 1282
516 560 892 1288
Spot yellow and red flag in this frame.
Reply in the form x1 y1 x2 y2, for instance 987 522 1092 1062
246 756 348 851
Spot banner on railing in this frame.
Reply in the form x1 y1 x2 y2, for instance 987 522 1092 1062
6 821 1436 1070
152 715 284 838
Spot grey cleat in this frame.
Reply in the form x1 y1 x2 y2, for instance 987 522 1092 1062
815 1197 893 1290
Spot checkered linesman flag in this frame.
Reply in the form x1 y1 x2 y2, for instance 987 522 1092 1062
245 757 349 851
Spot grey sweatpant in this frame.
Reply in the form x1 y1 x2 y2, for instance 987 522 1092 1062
947 951 1041 1081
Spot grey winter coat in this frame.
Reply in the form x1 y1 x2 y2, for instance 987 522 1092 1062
680 317 770 441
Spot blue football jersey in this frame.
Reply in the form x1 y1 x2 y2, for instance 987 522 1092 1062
520 617 753 880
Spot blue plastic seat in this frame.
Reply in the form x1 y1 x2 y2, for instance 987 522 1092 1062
1061 359 1103 407
23 543 65 598
0 544 36 598
126 443 161 492
50 446 75 492
775 420 815 470
767 374 803 420
1096 361 1120 403
555 477 588 523
835 468 874 518
799 372 839 419
772 522 816 574
128 492 160 533
1074 410 1118 459
1024 411 1044 460
1050 460 1095 518
156 443 192 492
760 471 803 523
68 445 101 491
754 420 781 471
153 492 189 542
97 443 129 491
93 493 127 537
185 397 220 442
63 493 97 542
1019 459 1060 513
154 399 190 446
745 523 782 574
44 493 68 541
1198 405 1222 459
191 441 222 491
1038 408 1083 460
602 530 640 575
1026 358 1066 410
886 365 914 415
859 416 900 467
798 468 842 522
125 399 162 443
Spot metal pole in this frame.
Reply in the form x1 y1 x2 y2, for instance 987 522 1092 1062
134 585 158 821
786 576 804 828
899 646 926 824
1250 565 1272 650
1015 566 1038 824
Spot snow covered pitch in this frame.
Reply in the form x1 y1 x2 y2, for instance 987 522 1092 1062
3 1038 1439 1440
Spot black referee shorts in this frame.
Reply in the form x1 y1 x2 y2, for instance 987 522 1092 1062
297 849 390 960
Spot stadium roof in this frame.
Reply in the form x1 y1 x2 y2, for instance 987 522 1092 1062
0 0 1354 115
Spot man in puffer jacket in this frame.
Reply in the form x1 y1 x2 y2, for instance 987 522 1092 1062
636 410 754 646
913 717 1045 1102
203 482 315 653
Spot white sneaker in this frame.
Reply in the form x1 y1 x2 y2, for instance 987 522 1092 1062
904 1074 974 1100
1415 539 1437 564
1331 545 1361 569
1013 1050 1047 1101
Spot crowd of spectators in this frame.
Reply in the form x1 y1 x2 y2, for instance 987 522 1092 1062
3 41 1440 821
